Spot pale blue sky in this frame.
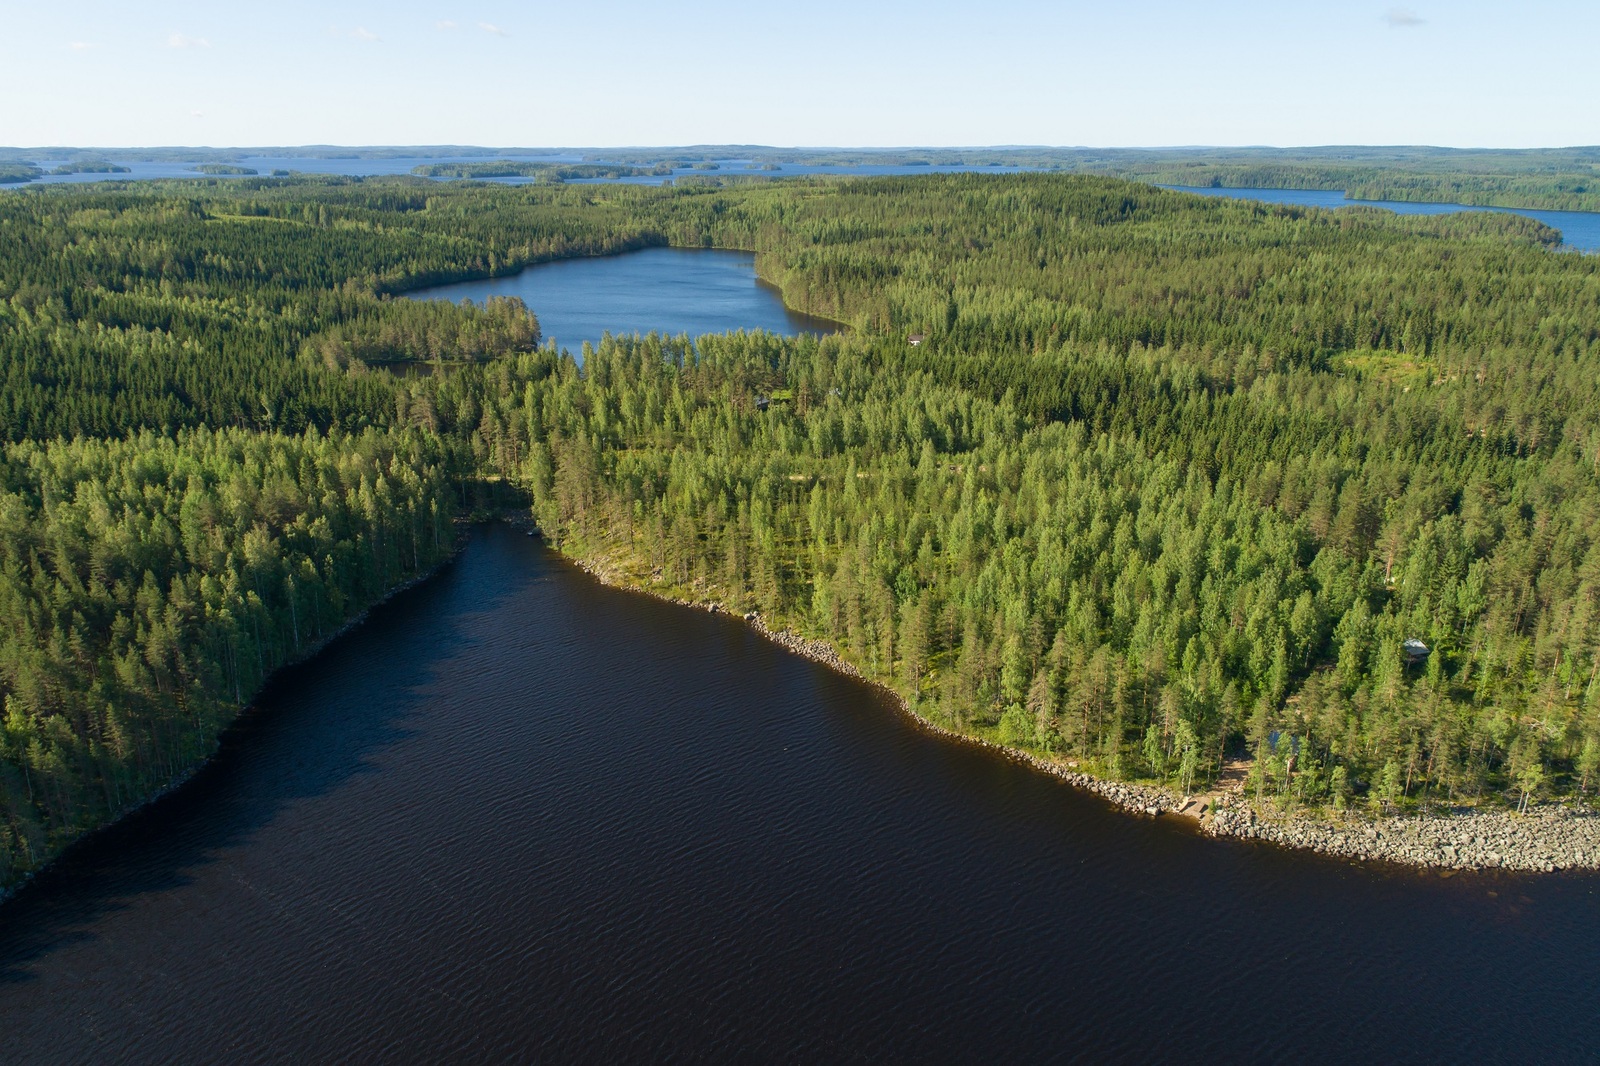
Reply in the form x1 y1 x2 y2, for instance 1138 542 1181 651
2 0 1594 148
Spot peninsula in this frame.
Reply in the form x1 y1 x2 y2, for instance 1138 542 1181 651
2 170 1599 890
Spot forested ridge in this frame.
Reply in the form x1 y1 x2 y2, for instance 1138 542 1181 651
1088 155 1600 214
2 172 1599 888
1182 167 1600 214
409 162 670 181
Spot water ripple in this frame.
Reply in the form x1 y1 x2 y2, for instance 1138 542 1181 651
1 524 1598 1063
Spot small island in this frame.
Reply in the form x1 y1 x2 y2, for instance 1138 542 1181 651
50 161 132 175
0 162 43 183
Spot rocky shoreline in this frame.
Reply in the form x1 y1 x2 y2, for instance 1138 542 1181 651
1206 804 1600 873
568 547 1600 876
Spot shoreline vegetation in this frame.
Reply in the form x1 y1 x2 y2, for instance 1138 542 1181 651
563 540 1600 874
0 426 465 894
0 526 470 907
5 173 1600 890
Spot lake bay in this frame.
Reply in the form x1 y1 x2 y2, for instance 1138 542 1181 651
2 526 1598 1062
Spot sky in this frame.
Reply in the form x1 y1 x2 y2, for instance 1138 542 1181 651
2 0 1595 149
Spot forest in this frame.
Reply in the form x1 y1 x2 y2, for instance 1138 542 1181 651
1 171 1598 888
1119 164 1600 214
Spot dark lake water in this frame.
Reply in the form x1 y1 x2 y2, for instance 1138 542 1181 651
1165 184 1600 252
402 247 838 355
3 524 1599 1063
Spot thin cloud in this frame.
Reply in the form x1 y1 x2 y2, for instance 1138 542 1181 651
66 41 97 51
1384 9 1425 28
328 24 382 42
191 110 204 118
436 20 459 30
478 22 510 36
168 33 212 49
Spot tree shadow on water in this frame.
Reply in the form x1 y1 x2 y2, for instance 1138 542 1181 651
0 527 532 985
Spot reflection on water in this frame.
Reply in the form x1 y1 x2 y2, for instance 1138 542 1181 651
1 524 1598 1062
402 247 839 357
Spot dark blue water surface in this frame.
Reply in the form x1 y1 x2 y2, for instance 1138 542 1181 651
2 525 1598 1063
402 247 838 355
1164 184 1600 252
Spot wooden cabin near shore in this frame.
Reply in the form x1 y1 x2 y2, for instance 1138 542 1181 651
907 333 926 346
1403 639 1431 664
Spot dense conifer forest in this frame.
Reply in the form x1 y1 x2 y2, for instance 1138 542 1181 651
2 171 1599 887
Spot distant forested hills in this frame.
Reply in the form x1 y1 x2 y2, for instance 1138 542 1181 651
1 172 1599 890
5 144 1600 211
410 161 668 181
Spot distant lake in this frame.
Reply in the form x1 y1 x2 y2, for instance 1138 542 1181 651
563 161 1039 186
15 158 1596 251
401 247 839 355
18 153 594 185
17 155 1037 187
1164 185 1600 252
